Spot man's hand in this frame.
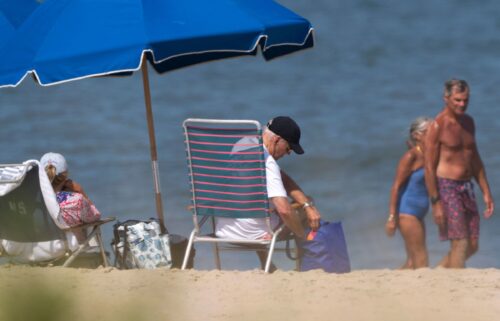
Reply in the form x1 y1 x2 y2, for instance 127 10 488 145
483 194 494 219
432 203 445 227
305 206 321 231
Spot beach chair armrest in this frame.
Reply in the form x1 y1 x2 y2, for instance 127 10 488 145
61 216 116 232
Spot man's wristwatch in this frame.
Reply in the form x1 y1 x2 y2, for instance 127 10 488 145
430 195 440 205
302 201 313 210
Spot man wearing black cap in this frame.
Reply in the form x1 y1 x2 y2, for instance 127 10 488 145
264 116 321 235
266 116 305 155
216 116 321 252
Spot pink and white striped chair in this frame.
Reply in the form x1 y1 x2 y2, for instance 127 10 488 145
182 118 286 272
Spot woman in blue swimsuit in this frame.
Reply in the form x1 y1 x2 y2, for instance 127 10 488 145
386 117 432 269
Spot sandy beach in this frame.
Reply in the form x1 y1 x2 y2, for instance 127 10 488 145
0 266 498 321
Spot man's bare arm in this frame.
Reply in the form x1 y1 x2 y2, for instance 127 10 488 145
280 170 321 231
424 120 445 226
471 144 494 218
270 196 305 238
424 121 440 197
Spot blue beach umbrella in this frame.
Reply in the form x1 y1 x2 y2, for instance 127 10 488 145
0 0 314 232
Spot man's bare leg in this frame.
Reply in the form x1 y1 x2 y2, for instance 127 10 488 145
466 237 479 259
437 253 450 268
440 239 468 268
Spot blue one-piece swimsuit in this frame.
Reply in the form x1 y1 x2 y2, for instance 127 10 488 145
397 168 429 219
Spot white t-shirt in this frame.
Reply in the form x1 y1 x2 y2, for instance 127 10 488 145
215 137 286 240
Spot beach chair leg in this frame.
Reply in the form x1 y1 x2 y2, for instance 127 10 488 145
63 237 93 267
264 235 279 273
94 226 108 267
209 216 221 270
63 224 104 267
213 243 222 270
294 238 301 271
182 230 196 270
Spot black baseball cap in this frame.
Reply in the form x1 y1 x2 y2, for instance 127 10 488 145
267 116 304 154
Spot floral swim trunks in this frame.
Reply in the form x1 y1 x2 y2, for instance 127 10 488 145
437 177 479 241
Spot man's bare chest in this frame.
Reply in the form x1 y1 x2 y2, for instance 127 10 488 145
440 122 475 151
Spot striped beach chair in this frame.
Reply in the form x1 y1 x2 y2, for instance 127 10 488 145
182 118 285 272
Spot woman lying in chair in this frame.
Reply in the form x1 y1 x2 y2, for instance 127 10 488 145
41 152 101 242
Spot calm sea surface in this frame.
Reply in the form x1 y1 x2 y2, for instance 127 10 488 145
1 0 500 270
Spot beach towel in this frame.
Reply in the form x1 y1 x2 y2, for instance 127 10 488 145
0 164 30 196
57 191 101 226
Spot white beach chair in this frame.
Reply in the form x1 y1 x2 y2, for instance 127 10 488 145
0 160 114 267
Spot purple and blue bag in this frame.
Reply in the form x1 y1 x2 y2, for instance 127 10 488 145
297 220 351 273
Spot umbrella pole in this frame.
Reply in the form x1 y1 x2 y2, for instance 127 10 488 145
141 58 168 234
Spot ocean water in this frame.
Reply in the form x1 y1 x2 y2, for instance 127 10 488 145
1 0 500 270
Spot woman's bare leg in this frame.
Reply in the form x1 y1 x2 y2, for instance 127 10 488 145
399 214 428 269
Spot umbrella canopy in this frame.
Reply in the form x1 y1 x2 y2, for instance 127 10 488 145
0 0 314 232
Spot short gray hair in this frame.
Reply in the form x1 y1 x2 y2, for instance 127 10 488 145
444 79 469 97
408 117 432 145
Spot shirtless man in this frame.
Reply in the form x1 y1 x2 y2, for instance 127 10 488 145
425 79 494 268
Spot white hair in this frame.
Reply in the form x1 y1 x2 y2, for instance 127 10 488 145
408 117 432 145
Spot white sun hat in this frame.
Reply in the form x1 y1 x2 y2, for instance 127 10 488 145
40 152 68 175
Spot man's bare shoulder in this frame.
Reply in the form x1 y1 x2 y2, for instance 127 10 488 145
434 111 463 130
434 111 448 124
427 115 441 134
